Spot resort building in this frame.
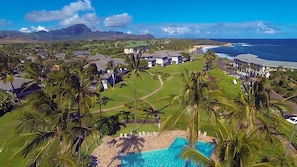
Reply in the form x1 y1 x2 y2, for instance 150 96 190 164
84 54 125 90
155 50 183 65
124 45 148 54
0 77 40 98
234 54 297 78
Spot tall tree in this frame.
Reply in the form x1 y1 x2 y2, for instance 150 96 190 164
0 51 20 95
43 61 101 161
216 120 280 167
161 70 230 166
236 80 290 132
123 50 148 133
203 50 217 71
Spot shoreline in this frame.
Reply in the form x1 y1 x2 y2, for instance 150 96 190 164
189 44 234 60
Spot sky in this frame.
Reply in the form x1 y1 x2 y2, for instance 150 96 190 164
0 0 297 38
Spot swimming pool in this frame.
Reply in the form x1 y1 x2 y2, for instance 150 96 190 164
121 136 215 167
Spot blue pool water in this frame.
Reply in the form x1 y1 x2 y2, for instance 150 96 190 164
121 136 215 167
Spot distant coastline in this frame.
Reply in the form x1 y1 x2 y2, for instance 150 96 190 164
192 39 297 63
209 39 297 62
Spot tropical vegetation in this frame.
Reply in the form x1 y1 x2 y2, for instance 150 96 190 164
0 39 296 167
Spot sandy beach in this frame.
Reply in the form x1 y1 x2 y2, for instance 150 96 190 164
188 45 220 53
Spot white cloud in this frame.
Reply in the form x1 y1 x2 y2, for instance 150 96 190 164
25 0 93 22
20 27 31 33
256 22 276 34
126 31 132 34
162 26 191 35
59 13 99 29
104 13 132 27
19 26 49 33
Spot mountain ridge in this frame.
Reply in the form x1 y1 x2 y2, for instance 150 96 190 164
0 24 155 43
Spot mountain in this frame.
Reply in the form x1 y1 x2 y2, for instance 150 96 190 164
0 24 155 43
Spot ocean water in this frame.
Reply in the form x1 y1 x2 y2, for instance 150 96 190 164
208 39 297 62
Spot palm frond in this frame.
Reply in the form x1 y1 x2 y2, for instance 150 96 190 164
180 146 215 167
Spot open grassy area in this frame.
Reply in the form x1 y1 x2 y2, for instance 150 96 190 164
91 72 160 112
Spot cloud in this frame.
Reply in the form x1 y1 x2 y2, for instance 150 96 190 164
104 13 132 27
162 26 198 35
0 19 12 26
59 13 100 29
256 22 276 34
25 0 93 22
20 26 49 33
162 26 190 35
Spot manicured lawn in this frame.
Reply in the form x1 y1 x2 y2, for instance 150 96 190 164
209 69 243 99
148 60 203 73
91 72 160 112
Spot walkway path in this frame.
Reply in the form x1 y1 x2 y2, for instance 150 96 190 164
93 75 164 113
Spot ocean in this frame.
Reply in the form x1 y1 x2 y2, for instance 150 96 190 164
207 39 297 62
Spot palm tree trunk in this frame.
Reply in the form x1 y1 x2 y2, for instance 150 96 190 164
10 81 17 99
133 76 137 132
112 72 115 87
285 124 297 158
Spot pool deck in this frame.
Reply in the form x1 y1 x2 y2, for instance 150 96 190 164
92 130 217 167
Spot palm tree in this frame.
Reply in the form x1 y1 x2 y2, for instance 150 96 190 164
23 60 47 90
50 64 100 160
203 50 217 71
160 70 230 166
216 120 280 167
236 80 290 131
4 90 72 167
123 50 148 133
106 60 120 88
0 52 20 95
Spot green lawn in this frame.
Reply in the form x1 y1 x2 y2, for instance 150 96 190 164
91 72 160 112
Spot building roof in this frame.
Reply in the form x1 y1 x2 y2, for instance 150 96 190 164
235 54 297 69
0 77 32 91
88 54 110 61
155 50 182 57
73 51 91 56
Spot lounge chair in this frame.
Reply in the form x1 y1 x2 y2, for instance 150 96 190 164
203 131 207 136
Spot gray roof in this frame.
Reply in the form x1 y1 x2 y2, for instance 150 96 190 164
84 61 107 71
84 58 125 72
73 51 91 56
154 50 182 58
89 54 110 61
0 77 32 91
235 54 297 69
